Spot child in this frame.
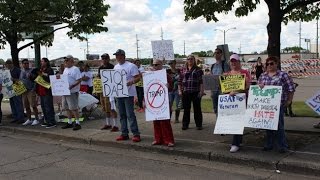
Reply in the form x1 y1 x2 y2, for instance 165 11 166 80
109 96 119 132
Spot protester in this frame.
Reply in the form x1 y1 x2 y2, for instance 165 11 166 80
109 96 119 132
35 58 56 128
60 55 82 131
204 68 210 75
222 54 251 153
98 53 114 130
258 56 295 153
113 49 141 142
20 59 40 126
254 57 264 80
5 60 24 124
80 64 93 94
178 54 205 130
53 64 65 114
134 59 145 112
150 59 175 147
167 60 181 123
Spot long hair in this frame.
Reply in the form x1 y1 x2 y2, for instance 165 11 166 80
41 57 51 68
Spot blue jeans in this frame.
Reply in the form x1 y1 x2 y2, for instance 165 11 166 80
117 96 140 136
40 95 56 125
0 94 3 123
9 95 24 121
265 106 288 150
211 90 220 114
169 91 180 110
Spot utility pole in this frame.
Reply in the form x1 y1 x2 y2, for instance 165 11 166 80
183 40 186 56
161 27 164 40
317 18 319 58
299 21 301 60
239 42 242 55
86 34 89 60
136 34 139 59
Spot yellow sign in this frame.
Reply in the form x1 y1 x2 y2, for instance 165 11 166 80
93 78 102 94
219 74 245 93
34 75 51 89
12 81 27 96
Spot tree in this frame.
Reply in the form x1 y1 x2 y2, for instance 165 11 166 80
282 46 304 53
174 53 187 58
184 0 320 63
0 0 110 67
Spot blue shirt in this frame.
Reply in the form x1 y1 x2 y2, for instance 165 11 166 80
20 68 35 90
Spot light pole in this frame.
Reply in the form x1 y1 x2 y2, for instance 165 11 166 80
215 27 236 45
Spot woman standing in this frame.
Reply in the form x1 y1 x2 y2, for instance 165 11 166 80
168 60 181 123
258 56 295 153
255 57 264 80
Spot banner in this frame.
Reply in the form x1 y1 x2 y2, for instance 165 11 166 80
100 69 129 97
305 91 320 115
203 75 220 91
34 75 51 89
92 78 103 94
245 85 282 130
143 69 170 121
214 93 247 134
151 40 174 60
49 75 71 96
219 74 245 93
12 81 27 96
0 70 15 98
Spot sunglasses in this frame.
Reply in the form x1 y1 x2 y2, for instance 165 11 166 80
266 62 275 66
152 64 160 66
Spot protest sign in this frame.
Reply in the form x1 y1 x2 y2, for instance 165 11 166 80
245 85 282 130
305 91 320 115
100 69 129 97
214 93 247 134
219 74 245 93
12 81 27 96
151 40 174 60
0 70 15 98
92 78 103 94
203 75 220 91
49 75 70 96
143 69 170 121
34 75 51 89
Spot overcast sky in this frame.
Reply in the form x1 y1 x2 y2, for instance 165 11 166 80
0 0 319 60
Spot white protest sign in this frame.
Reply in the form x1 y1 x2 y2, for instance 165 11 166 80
214 93 247 134
100 69 129 97
0 70 15 98
305 91 320 115
143 69 170 121
151 40 174 60
49 75 71 96
245 85 282 130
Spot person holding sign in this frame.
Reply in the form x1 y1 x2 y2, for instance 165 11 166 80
178 55 205 130
222 54 251 153
258 56 295 153
168 60 181 123
113 49 141 142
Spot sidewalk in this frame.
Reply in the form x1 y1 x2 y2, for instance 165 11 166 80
1 103 320 175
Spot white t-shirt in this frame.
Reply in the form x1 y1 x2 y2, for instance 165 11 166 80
63 66 82 93
114 61 139 97
81 71 93 87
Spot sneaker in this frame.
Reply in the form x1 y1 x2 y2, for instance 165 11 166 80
41 122 49 127
132 135 141 142
110 126 119 132
100 125 112 130
46 124 57 129
116 135 129 141
230 145 240 153
73 124 81 131
22 119 32 126
31 120 39 126
61 123 73 129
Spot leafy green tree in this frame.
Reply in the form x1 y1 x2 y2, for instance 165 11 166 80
191 51 207 57
0 0 110 67
184 0 320 62
174 53 187 58
282 46 304 53
0 59 4 64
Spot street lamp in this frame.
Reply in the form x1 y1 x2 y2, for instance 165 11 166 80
215 27 236 45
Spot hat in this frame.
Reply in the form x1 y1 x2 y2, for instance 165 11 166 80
64 55 74 59
230 54 240 61
113 49 125 56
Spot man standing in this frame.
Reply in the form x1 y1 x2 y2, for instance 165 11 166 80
20 59 39 126
60 55 82 131
113 49 141 142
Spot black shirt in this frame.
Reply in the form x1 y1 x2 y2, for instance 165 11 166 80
98 63 114 77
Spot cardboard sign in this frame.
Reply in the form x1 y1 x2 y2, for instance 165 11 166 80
34 75 51 89
49 75 71 96
151 40 174 60
143 69 170 121
214 93 247 134
203 75 220 91
305 91 320 115
13 81 27 96
245 85 282 130
0 70 15 98
100 69 129 97
92 78 102 94
219 74 245 93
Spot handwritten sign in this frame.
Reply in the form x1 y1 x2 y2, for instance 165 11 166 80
92 78 102 94
100 69 129 97
219 74 245 93
214 93 247 134
13 81 27 96
203 75 220 91
245 85 282 130
34 75 51 89
151 40 174 60
0 70 15 98
49 75 70 96
305 91 320 115
143 69 170 121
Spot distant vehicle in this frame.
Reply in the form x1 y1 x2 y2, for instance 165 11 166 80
247 58 257 63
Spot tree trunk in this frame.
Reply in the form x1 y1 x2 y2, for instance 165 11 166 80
266 0 282 69
9 40 20 68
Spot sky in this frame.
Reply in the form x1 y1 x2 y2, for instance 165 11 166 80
0 0 319 60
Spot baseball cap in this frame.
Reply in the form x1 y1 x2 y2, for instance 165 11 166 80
113 49 125 56
64 55 74 59
230 54 240 61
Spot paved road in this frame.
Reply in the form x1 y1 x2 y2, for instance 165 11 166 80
0 133 318 180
